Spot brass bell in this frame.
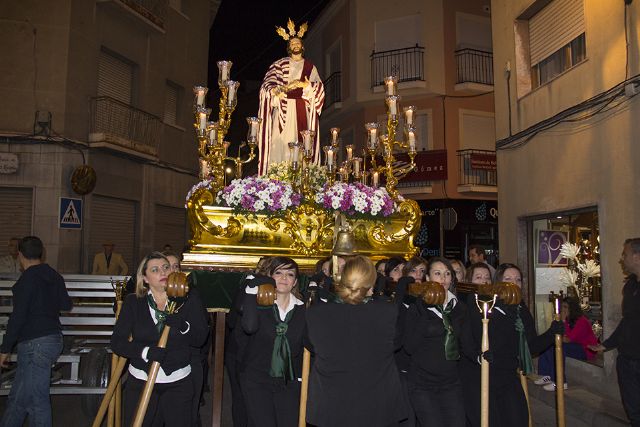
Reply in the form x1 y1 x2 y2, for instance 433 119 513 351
332 228 355 256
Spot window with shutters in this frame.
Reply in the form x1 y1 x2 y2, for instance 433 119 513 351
164 81 181 126
154 205 186 252
518 0 586 90
89 195 137 273
98 49 135 104
0 187 33 258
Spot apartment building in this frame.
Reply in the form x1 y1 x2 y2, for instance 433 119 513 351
492 0 640 398
305 0 498 263
0 0 216 272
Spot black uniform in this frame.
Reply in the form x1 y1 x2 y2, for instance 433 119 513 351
403 296 467 427
603 274 640 425
306 299 409 427
111 291 209 426
239 292 306 427
460 298 555 427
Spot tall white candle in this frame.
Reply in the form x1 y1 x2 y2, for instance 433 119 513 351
346 145 353 160
388 97 397 115
372 171 379 187
199 112 207 130
330 127 340 144
293 144 299 162
408 129 416 150
353 158 361 175
404 106 415 126
327 148 334 166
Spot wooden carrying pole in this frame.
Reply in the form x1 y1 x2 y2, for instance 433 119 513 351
93 287 126 427
132 324 172 427
480 317 490 427
92 355 128 427
519 370 533 427
298 286 317 426
550 291 566 427
475 294 496 427
132 272 189 427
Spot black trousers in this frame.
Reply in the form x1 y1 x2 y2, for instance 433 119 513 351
240 374 300 427
226 357 249 427
617 355 640 427
123 375 193 427
463 370 528 427
408 379 464 427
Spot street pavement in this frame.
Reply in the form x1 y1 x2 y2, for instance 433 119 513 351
0 373 631 426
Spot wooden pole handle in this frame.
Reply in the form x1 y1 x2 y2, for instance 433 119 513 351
480 318 490 427
519 370 533 427
555 330 566 427
132 325 172 427
298 349 312 427
92 356 128 427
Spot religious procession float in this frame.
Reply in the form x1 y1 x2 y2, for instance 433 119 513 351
182 19 422 273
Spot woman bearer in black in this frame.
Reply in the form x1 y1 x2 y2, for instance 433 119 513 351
403 256 467 427
239 256 306 427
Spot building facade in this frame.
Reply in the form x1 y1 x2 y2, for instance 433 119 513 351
492 0 640 400
305 0 499 263
0 0 217 272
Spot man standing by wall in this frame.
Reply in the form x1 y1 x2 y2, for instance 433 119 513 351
591 238 640 426
0 237 21 274
468 244 496 277
257 18 325 176
92 241 128 275
0 236 72 426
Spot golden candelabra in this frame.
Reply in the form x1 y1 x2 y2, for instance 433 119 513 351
193 60 258 195
314 75 418 201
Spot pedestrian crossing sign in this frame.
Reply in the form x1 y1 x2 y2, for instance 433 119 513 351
59 197 82 229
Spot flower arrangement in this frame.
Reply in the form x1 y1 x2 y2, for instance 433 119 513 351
315 182 396 218
266 161 327 191
558 241 601 310
216 176 301 214
185 178 216 208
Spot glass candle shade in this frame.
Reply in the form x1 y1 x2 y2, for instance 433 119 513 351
365 122 379 150
217 61 232 86
384 75 398 96
226 80 240 108
247 117 261 143
404 105 416 127
193 86 208 108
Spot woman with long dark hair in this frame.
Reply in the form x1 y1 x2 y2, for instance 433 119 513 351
460 263 564 427
403 257 466 427
534 296 598 390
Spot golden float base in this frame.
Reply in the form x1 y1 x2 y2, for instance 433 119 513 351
183 189 422 272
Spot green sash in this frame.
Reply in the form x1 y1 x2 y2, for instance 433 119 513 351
436 299 459 361
270 305 295 382
146 294 168 333
515 305 534 374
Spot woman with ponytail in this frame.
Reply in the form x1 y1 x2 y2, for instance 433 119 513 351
305 255 408 426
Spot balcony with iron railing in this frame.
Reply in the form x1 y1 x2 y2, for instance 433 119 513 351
324 72 342 110
371 45 425 90
97 0 167 31
455 49 494 92
89 96 162 159
457 149 497 193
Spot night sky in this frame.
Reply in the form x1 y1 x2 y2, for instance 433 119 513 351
207 0 330 174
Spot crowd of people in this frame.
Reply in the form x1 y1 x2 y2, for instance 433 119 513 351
222 251 600 427
1 236 640 426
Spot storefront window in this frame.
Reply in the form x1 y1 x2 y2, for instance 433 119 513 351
530 208 603 367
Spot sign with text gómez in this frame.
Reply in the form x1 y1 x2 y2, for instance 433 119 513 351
394 149 448 182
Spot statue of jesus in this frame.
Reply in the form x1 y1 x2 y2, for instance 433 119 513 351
257 19 325 176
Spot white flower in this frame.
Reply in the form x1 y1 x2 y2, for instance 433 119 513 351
578 259 601 278
559 268 579 288
559 242 581 261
